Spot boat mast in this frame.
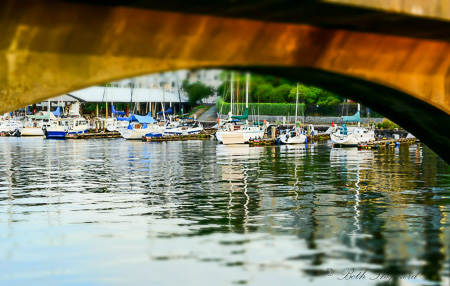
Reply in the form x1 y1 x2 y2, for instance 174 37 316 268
357 103 361 127
169 73 173 108
158 76 165 120
230 72 234 117
176 73 182 116
295 83 298 125
105 86 108 119
236 74 239 116
246 73 249 109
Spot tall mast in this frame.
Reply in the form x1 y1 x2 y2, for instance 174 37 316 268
357 103 361 127
246 73 249 109
236 74 239 116
130 80 134 115
158 76 165 120
169 73 173 108
105 86 108 119
230 72 234 117
176 73 182 115
148 77 152 116
295 83 299 124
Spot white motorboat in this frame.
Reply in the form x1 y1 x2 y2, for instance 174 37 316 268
164 121 203 136
105 118 129 132
44 117 90 139
0 121 23 133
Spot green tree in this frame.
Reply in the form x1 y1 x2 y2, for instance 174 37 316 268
271 84 293 103
289 85 321 104
256 83 275 103
317 91 341 106
217 71 343 106
182 80 215 106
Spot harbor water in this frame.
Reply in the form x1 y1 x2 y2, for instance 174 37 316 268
0 138 449 285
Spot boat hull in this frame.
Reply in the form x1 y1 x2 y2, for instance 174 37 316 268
21 128 44 136
331 127 375 147
279 134 307 144
164 126 203 135
216 130 264 144
120 126 166 140
45 131 67 139
67 129 90 135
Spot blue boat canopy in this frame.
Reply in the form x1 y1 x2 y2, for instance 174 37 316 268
125 114 156 123
52 106 61 117
342 111 360 122
112 105 126 116
116 114 156 123
158 107 173 115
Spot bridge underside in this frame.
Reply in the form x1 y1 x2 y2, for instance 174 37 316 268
1 0 450 162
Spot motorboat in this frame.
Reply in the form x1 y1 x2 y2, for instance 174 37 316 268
105 118 129 132
0 121 23 134
44 117 90 139
164 120 203 136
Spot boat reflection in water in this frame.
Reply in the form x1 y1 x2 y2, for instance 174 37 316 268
0 139 448 285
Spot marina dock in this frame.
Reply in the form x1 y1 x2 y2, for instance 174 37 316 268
357 137 419 149
67 131 122 139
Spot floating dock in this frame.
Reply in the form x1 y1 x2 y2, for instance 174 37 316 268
249 134 331 146
357 137 419 149
67 131 122 139
142 133 212 142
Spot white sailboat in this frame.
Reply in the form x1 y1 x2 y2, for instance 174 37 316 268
22 106 57 136
279 83 307 144
330 103 375 147
118 114 165 140
216 73 265 144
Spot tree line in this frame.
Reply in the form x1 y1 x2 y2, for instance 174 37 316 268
181 71 344 107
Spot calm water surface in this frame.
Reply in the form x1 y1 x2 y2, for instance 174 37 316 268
0 138 449 285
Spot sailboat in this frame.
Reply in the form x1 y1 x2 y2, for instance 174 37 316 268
216 73 265 144
22 101 57 136
279 83 307 144
330 103 375 147
118 114 166 140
